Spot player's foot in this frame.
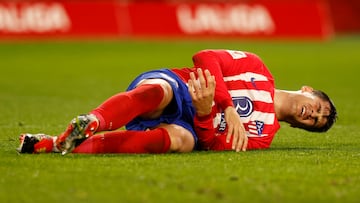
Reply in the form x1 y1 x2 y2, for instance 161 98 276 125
17 133 54 153
56 114 99 155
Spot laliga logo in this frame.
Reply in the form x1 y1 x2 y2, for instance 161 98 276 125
0 3 70 33
233 96 253 117
176 4 275 34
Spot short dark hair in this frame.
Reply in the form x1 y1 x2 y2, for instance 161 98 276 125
304 90 337 133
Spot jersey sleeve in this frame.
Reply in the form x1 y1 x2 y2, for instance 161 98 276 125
194 114 232 151
192 50 234 110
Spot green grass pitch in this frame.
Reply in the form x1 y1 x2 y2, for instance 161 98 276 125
0 36 359 203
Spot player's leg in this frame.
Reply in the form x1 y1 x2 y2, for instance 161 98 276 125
17 69 195 154
72 124 195 154
17 79 174 154
159 124 195 152
17 133 57 154
91 80 173 131
56 78 175 154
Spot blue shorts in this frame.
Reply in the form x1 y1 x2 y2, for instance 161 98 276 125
125 69 197 145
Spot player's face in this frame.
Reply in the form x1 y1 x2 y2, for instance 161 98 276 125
288 86 331 130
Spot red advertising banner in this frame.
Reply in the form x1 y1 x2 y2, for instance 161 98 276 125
0 0 334 40
0 1 121 38
127 1 333 39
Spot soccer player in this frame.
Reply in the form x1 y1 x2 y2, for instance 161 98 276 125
17 49 337 154
187 50 337 151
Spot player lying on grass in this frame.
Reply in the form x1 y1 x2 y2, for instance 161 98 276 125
17 49 337 154
189 50 337 151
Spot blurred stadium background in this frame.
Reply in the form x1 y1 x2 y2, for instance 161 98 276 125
1 1 359 203
0 0 359 40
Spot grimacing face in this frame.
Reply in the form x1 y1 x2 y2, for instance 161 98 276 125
288 86 331 130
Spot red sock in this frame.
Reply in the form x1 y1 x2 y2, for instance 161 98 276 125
90 84 164 131
72 128 171 154
34 138 54 153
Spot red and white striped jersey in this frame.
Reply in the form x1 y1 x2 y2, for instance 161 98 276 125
173 49 280 149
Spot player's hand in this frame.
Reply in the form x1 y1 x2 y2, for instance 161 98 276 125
188 68 216 117
224 106 248 152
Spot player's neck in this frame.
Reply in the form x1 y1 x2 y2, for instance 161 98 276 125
274 89 291 122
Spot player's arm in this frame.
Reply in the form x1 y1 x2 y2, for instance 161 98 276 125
188 68 218 150
188 68 247 152
188 68 215 117
188 69 231 151
192 50 233 110
196 133 272 151
192 49 248 151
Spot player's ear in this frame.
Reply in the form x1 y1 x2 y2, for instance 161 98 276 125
301 85 313 93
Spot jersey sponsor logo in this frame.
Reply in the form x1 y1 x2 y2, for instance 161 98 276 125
255 120 264 135
233 96 253 117
218 112 226 132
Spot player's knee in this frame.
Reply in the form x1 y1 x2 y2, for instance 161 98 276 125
170 132 194 153
138 79 174 111
162 125 194 152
